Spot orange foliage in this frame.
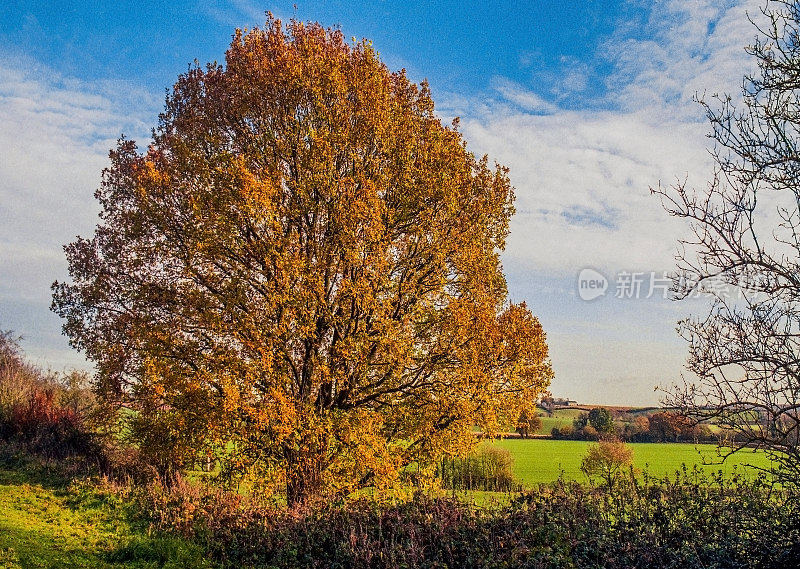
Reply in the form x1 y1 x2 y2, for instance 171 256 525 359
53 18 552 505
580 440 634 488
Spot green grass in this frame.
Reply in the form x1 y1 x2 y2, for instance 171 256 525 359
491 439 775 486
537 415 572 434
535 408 586 434
0 464 212 569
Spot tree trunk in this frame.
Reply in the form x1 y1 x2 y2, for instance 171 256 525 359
285 446 326 508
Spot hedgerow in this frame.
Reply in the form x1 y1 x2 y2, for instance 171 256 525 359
135 468 800 568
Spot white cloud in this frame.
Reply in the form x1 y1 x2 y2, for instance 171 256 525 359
459 0 761 277
0 55 158 369
452 0 764 404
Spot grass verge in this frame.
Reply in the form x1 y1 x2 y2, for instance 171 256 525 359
0 458 212 569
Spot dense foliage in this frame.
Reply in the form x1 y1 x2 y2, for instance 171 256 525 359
52 17 552 504
137 468 800 569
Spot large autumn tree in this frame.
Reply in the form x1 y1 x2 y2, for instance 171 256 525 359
53 18 552 505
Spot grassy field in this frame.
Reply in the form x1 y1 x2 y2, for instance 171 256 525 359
492 438 774 485
535 408 587 434
0 465 211 569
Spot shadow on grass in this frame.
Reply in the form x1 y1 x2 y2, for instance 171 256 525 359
106 536 213 568
0 451 98 491
0 450 215 568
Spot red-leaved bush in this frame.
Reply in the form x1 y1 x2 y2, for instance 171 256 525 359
0 329 104 465
2 388 94 459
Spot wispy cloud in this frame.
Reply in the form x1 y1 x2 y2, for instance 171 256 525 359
200 0 273 29
0 55 158 368
454 0 763 403
491 77 559 114
602 0 760 117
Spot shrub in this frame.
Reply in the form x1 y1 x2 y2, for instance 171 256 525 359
437 445 520 492
557 424 574 439
0 330 106 467
135 468 800 568
5 388 94 458
580 440 634 488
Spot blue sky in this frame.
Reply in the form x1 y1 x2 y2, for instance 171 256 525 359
2 1 639 102
0 1 763 405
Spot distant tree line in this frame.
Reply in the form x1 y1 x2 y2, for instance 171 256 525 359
550 407 719 443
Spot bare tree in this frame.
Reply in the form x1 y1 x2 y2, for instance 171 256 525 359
655 0 800 483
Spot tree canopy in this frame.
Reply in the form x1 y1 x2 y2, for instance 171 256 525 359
588 407 614 433
52 18 552 504
580 440 634 489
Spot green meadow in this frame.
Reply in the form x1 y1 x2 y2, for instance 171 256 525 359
492 438 775 485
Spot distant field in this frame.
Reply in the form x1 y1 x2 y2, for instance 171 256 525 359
491 439 774 486
536 408 585 434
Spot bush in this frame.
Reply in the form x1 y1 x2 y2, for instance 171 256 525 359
0 330 106 467
134 468 800 568
580 440 634 488
437 445 520 492
552 424 574 439
4 388 96 459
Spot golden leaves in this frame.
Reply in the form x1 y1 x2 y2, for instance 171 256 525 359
57 16 553 504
